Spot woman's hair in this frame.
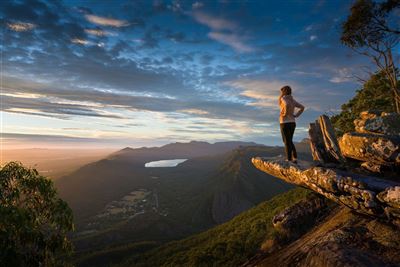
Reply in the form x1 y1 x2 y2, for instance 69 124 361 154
279 85 292 103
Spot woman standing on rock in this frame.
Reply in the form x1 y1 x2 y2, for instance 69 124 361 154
279 85 304 163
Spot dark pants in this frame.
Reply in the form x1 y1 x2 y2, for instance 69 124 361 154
280 122 297 161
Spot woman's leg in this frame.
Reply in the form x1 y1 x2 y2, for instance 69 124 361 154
280 123 292 161
287 123 297 160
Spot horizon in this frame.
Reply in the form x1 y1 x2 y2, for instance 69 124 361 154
1 0 375 149
1 138 306 151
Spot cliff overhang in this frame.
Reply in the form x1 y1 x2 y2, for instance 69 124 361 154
252 157 400 224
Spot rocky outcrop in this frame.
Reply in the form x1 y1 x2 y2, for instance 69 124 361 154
308 112 400 174
339 132 400 164
251 158 400 225
354 111 400 135
248 112 400 267
338 111 400 173
309 115 345 163
272 194 330 241
244 205 400 267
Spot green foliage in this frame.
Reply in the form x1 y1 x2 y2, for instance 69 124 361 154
341 0 400 113
76 241 159 267
0 162 74 267
341 0 399 48
331 72 395 136
117 188 312 267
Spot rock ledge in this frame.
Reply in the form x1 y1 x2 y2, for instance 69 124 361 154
251 157 400 225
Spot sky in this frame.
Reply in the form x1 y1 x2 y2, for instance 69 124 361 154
0 0 383 149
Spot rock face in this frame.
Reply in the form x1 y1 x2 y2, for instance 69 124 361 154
251 158 400 225
272 194 329 241
339 132 400 164
338 111 400 173
244 205 400 267
309 115 345 163
354 111 400 135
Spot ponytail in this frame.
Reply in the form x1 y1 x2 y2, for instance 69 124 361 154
279 85 292 104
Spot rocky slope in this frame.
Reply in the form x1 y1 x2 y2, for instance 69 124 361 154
246 205 400 267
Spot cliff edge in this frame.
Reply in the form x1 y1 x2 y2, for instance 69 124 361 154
247 112 400 266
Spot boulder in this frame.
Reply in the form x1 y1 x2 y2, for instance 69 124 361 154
377 186 400 209
309 115 345 164
354 111 400 136
272 194 329 240
339 132 400 165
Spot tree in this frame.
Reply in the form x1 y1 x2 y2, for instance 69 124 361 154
341 0 400 113
0 162 74 266
331 71 395 136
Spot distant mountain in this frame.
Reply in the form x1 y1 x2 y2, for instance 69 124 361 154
55 141 311 263
108 141 259 162
56 141 259 223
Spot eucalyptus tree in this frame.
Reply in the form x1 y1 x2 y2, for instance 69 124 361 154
341 0 400 112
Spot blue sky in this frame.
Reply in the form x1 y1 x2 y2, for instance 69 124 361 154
0 0 382 148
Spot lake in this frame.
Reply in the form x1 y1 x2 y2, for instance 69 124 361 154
144 159 187 167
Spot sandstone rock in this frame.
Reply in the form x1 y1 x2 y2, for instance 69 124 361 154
354 111 400 136
272 194 328 239
359 110 381 120
308 115 345 163
361 161 383 173
319 115 346 163
377 186 400 209
251 157 400 224
339 132 400 165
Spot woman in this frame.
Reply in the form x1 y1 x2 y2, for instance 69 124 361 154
279 85 304 163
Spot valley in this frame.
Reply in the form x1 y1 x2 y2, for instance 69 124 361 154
52 141 311 266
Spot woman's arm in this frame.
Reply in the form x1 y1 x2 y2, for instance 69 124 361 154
293 99 305 118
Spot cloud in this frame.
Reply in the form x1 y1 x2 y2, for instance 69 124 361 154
84 14 129 27
305 25 313 31
1 132 97 142
1 0 370 146
193 12 236 31
192 11 254 52
225 79 290 108
192 2 204 9
310 35 318 41
85 28 115 36
208 32 254 52
329 68 353 83
1 90 126 120
2 75 274 126
7 21 36 31
179 109 209 115
71 38 91 45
